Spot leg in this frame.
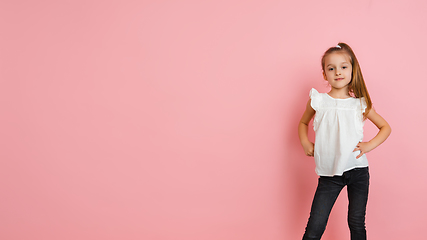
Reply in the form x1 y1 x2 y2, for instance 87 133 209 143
303 176 345 240
346 167 370 240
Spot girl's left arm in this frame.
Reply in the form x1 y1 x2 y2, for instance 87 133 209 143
353 108 392 159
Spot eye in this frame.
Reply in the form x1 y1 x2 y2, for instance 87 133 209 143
342 66 347 69
328 67 334 71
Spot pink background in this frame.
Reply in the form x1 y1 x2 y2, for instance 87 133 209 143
1 0 426 239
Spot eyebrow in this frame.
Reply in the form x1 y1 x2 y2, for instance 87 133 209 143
326 62 349 67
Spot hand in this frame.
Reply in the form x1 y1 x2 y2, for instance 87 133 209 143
302 141 315 157
353 142 374 159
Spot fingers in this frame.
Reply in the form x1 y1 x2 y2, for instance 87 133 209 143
354 148 364 158
353 144 360 152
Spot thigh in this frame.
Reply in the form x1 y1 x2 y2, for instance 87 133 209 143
347 168 370 216
305 176 345 234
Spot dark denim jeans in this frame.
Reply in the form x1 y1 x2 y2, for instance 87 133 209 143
302 167 370 240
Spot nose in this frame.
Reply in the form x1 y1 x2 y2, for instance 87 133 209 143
335 69 341 75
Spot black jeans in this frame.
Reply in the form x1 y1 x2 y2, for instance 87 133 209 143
302 167 370 240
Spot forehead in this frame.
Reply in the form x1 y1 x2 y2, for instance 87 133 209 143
324 52 351 65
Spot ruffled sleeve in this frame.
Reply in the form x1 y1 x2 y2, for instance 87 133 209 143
309 88 320 111
360 97 368 114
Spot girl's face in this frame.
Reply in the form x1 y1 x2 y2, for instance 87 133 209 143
323 52 353 91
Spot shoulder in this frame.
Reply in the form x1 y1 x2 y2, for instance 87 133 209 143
356 97 368 111
359 96 367 104
309 88 326 101
309 88 322 111
309 88 321 98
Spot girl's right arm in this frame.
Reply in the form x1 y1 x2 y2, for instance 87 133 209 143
299 99 316 157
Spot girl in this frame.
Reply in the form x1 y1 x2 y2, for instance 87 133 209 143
298 42 391 240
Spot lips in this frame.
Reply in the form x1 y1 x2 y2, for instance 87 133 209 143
335 78 344 81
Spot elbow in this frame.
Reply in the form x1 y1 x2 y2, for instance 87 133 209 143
385 123 392 137
379 122 392 137
299 120 309 127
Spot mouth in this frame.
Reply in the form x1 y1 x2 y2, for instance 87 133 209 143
335 78 344 81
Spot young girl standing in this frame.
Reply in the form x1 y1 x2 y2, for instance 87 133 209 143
298 42 391 240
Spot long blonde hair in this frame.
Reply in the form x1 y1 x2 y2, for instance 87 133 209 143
321 42 372 119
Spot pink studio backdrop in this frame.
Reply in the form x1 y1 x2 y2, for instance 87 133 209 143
1 0 426 240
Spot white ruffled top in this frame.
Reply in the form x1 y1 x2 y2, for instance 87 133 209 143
309 88 369 176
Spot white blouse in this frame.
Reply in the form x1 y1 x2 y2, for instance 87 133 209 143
310 88 369 176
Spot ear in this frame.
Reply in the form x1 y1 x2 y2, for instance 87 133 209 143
323 71 327 81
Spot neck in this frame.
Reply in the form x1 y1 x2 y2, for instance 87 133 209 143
328 87 351 99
